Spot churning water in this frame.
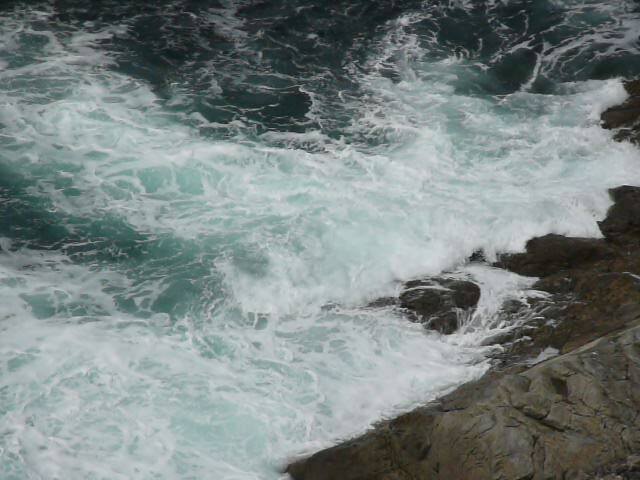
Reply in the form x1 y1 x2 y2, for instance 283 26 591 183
1 0 640 478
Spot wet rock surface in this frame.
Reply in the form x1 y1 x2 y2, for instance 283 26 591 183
286 85 640 480
367 277 481 335
601 79 640 144
494 185 640 363
599 185 640 245
398 278 480 334
495 234 614 277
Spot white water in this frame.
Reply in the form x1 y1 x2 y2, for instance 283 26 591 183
1 3 640 479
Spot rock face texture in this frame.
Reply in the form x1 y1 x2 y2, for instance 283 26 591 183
599 185 640 245
287 325 640 480
495 234 614 278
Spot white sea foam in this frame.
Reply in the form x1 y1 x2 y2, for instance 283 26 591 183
0 245 485 479
4 72 637 315
1 2 640 479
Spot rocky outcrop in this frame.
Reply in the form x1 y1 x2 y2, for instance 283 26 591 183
287 324 640 480
599 185 640 245
398 278 480 334
494 186 640 363
494 234 614 278
592 455 640 480
368 277 481 335
601 79 640 144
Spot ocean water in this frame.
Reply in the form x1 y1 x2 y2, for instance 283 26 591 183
1 1 640 478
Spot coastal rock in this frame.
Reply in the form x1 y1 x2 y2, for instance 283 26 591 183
287 325 640 480
598 186 640 245
399 278 480 334
495 234 613 277
492 186 640 362
601 79 640 144
494 271 640 366
590 454 640 479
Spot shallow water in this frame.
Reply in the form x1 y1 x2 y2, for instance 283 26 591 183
1 1 640 478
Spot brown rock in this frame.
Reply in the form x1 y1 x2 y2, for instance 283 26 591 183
601 96 640 130
296 178 640 479
495 234 613 277
399 278 481 334
601 79 640 144
490 185 640 363
598 186 640 245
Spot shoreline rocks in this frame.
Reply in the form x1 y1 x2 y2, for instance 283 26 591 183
288 184 640 480
601 80 640 144
494 184 640 365
368 276 481 335
286 80 640 480
398 277 480 334
494 234 614 278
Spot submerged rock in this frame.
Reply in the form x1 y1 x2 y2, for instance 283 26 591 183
399 278 481 334
367 277 481 335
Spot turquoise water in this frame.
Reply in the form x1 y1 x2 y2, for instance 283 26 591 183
1 1 640 478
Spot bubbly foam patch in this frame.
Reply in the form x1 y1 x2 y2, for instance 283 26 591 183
0 246 487 479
